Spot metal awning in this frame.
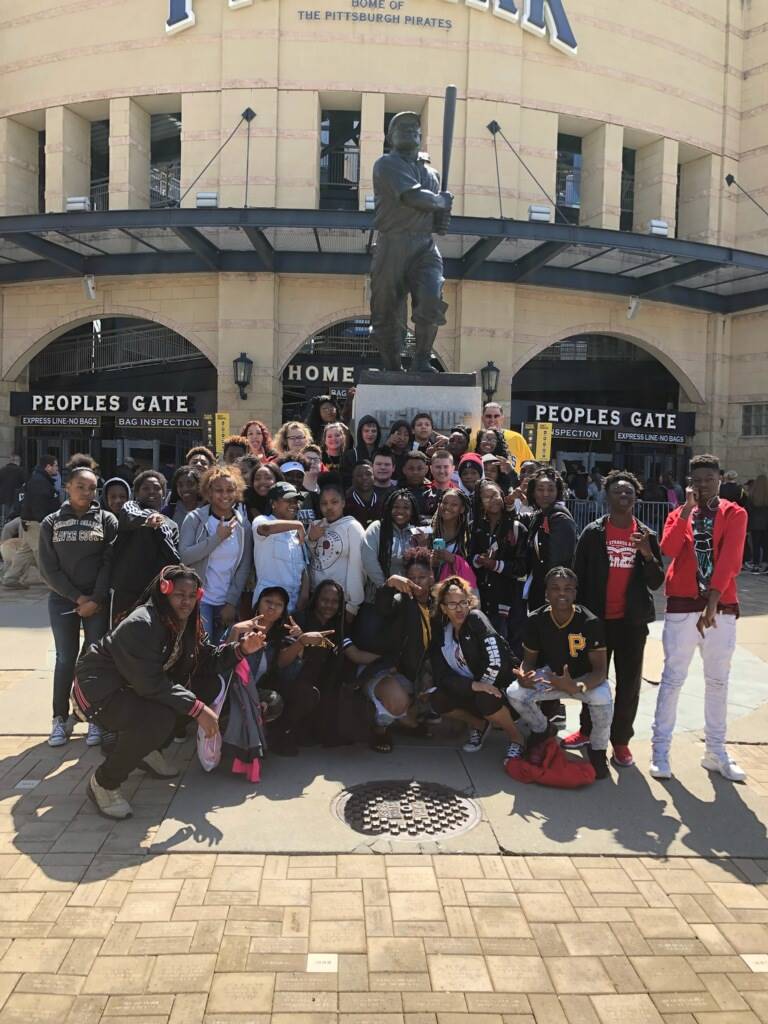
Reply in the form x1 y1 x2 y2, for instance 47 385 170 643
0 208 767 314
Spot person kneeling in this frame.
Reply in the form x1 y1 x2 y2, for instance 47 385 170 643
506 566 613 779
430 575 525 761
74 565 265 819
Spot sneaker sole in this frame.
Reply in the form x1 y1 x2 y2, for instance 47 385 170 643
86 782 132 820
561 740 590 750
47 736 68 747
649 769 672 780
611 758 635 768
701 761 746 782
462 726 491 753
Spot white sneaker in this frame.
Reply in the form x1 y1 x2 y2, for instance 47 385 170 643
701 751 747 782
505 741 524 762
649 754 672 779
48 716 72 747
462 721 491 753
85 723 102 747
87 773 132 820
139 749 180 779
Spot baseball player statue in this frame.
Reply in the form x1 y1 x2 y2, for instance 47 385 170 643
369 111 453 373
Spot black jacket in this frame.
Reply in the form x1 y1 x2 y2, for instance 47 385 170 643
522 504 577 610
469 513 528 617
430 608 517 698
573 515 664 626
374 585 432 686
76 602 240 715
0 463 24 506
20 466 59 523
38 501 118 604
111 502 180 616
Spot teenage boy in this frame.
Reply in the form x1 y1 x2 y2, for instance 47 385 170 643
429 451 455 493
411 413 448 454
372 447 398 498
252 483 309 612
568 470 664 766
402 451 437 520
649 453 748 782
506 566 613 778
345 461 383 528
478 403 534 472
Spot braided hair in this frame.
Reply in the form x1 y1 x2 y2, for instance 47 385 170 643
430 487 471 557
129 564 206 668
377 487 420 578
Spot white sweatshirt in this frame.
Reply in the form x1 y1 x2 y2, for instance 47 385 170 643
308 514 366 615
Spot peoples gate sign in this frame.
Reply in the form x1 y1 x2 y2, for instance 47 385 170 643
166 0 578 54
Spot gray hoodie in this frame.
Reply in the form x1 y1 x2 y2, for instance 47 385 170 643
179 503 253 607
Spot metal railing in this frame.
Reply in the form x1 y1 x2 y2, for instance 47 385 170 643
150 163 181 208
89 178 109 212
320 147 360 186
565 498 672 536
31 324 199 379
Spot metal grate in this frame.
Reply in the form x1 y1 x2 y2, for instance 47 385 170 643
332 780 481 841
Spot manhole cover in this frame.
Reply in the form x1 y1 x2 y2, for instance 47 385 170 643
332 780 481 841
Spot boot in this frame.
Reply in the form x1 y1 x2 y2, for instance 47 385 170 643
412 323 438 373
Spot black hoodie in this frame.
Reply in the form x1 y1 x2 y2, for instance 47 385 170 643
341 415 382 487
38 501 118 603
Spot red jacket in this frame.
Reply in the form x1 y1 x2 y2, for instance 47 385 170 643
661 499 747 605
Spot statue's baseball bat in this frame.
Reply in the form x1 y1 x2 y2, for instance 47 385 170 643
441 85 458 193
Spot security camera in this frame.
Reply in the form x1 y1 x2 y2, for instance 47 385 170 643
627 296 640 320
83 274 96 301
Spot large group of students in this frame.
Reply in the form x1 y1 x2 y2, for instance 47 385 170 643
0 396 750 821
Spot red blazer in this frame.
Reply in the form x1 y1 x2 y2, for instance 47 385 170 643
661 499 747 605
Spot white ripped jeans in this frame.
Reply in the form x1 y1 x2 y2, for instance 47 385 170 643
651 611 737 758
506 668 614 751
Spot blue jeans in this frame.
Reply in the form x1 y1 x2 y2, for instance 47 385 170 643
200 602 227 644
49 592 110 720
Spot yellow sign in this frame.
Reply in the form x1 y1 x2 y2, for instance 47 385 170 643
523 421 553 462
214 412 231 455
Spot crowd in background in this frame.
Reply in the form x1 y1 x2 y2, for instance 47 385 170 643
0 394 754 819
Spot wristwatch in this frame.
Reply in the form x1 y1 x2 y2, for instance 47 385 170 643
575 681 588 694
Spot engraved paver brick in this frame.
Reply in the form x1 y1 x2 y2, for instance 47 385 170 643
146 952 216 992
388 869 438 892
470 909 531 939
629 910 695 939
206 971 275 1013
259 880 311 906
115 892 178 922
485 955 553 993
428 955 493 992
518 895 578 924
0 992 74 1022
368 938 427 973
590 993 664 1024
309 920 367 953
545 956 615 994
557 924 622 956
391 894 446 922
312 891 364 920
0 937 71 973
629 956 705 992
81 955 154 994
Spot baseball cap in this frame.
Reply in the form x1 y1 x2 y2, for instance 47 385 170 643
280 461 305 475
481 453 500 465
268 482 300 501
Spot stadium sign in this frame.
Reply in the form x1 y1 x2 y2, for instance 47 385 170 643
166 0 578 54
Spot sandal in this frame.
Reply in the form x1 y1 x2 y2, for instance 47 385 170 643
370 726 393 754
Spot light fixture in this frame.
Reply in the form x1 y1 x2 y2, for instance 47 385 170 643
365 194 375 211
480 360 500 403
627 296 640 320
233 352 254 400
528 204 553 223
83 275 96 301
196 191 219 209
648 219 669 237
66 196 91 212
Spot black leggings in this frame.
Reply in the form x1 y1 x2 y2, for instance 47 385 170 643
430 686 504 720
93 692 177 790
270 671 320 740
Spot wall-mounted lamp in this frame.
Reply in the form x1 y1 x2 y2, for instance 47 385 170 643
233 352 254 400
480 360 500 403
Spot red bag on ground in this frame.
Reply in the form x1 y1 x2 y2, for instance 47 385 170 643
504 737 596 788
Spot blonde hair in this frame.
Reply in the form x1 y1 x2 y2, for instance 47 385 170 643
199 464 245 502
433 574 480 612
275 420 313 454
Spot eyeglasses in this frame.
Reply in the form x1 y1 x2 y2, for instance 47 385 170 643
443 599 470 610
287 434 306 442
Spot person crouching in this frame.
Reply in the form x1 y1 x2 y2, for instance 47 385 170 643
74 564 265 819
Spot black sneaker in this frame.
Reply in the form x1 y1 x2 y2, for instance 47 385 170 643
549 702 567 727
588 745 610 780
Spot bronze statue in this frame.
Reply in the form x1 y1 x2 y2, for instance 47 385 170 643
369 111 453 373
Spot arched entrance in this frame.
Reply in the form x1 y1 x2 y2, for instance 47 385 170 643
281 317 445 422
18 316 217 476
510 334 694 484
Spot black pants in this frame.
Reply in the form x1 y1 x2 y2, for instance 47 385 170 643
93 692 176 790
430 686 504 721
270 672 320 741
580 618 648 746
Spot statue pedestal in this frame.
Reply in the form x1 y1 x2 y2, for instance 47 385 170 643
353 370 482 434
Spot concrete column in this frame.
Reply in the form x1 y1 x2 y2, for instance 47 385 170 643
219 89 278 209
677 154 721 245
580 124 623 229
0 119 39 216
276 91 320 209
697 314 730 458
633 137 679 235
108 98 150 210
44 106 91 213
217 275 280 428
180 93 220 209
456 279 517 416
358 93 385 212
